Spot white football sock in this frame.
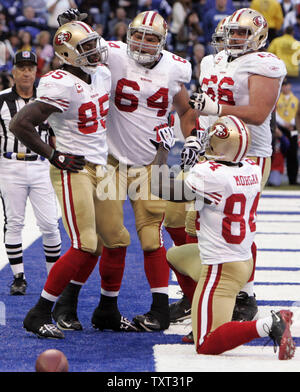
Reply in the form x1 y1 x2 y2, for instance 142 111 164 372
256 315 273 337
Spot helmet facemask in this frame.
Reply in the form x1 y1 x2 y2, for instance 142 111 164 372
211 16 231 54
75 34 108 67
54 22 108 74
126 11 168 65
126 27 165 65
224 24 266 57
223 9 268 57
211 32 225 54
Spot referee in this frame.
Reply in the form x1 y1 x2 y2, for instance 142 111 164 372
0 51 62 295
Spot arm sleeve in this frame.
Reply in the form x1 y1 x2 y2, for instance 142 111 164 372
247 52 287 79
185 162 225 205
36 74 71 113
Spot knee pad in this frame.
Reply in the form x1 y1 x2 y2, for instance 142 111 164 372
139 225 162 252
164 201 187 228
102 225 131 249
77 229 98 254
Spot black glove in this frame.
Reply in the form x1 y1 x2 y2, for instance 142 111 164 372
57 8 88 26
181 128 209 169
49 150 85 173
150 114 175 151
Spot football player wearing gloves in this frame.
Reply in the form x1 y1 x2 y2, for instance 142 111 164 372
176 8 288 335
10 21 140 339
189 90 222 116
49 150 85 173
150 115 176 151
180 127 209 168
54 9 198 333
57 8 87 25
166 8 288 328
151 115 296 361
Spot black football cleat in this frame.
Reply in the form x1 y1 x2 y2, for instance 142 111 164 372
52 302 83 331
169 294 191 323
10 273 27 295
133 310 170 332
232 291 258 321
268 310 296 360
92 307 140 332
23 307 64 339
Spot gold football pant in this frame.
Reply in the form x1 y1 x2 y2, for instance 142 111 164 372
167 243 253 350
50 161 130 255
97 155 166 251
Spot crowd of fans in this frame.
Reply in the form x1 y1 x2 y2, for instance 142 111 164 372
0 0 299 184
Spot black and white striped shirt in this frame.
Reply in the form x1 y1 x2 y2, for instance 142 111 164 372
0 85 52 156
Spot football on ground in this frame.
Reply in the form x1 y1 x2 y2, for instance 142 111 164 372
35 349 69 372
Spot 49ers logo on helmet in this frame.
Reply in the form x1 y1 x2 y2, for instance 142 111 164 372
213 123 229 139
253 16 267 28
55 31 72 46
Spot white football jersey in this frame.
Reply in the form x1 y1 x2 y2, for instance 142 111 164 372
36 66 111 165
185 158 262 265
106 41 192 166
199 50 287 157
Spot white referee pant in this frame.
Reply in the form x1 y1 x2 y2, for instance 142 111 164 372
0 158 61 272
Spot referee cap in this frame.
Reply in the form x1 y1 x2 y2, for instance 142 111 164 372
13 51 37 66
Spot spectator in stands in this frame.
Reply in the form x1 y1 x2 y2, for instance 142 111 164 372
23 0 48 19
0 12 10 41
169 0 193 51
17 31 34 53
197 0 235 17
0 72 13 91
175 10 204 58
250 0 284 42
202 0 234 52
0 0 23 31
275 77 300 185
46 0 77 38
0 45 12 72
280 0 294 20
268 26 300 78
109 21 128 42
35 30 54 63
190 42 205 91
15 6 47 40
293 11 300 41
35 31 54 79
94 23 105 38
41 53 61 75
5 32 20 58
107 7 131 39
138 0 173 21
283 3 300 31
118 0 138 19
268 127 290 186
79 1 111 30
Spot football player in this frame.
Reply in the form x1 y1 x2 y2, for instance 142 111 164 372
55 10 198 332
152 115 296 360
168 9 288 330
10 21 139 338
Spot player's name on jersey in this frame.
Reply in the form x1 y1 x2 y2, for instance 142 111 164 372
234 174 260 186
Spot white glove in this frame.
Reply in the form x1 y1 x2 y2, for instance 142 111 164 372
189 91 222 116
181 128 209 168
57 8 88 26
150 116 175 152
